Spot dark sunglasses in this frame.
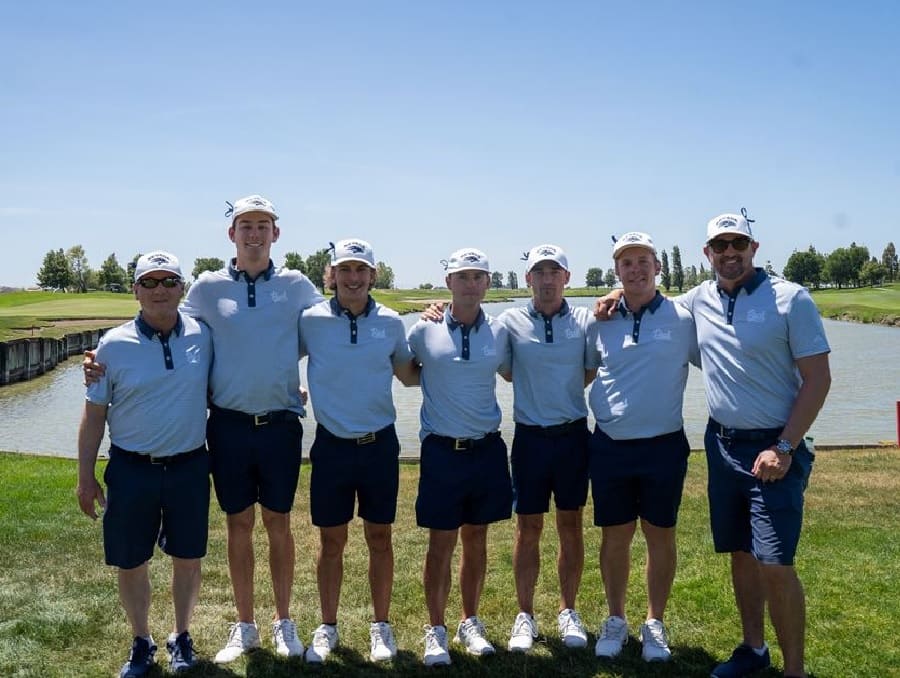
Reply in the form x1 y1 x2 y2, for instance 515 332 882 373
708 237 752 254
136 276 181 289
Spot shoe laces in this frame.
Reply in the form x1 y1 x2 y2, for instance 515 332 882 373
644 620 668 646
601 617 627 641
371 622 393 646
129 637 157 663
274 619 298 644
424 625 447 651
312 625 335 649
225 622 248 647
560 609 583 634
512 613 535 637
171 633 193 662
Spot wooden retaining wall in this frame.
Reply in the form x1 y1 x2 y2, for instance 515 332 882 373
0 329 107 386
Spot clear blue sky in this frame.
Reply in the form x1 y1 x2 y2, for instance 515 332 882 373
2 1 898 289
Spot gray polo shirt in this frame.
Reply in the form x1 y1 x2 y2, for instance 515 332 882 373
407 307 511 441
299 296 413 438
586 292 699 440
182 259 323 415
87 312 212 456
497 299 592 426
677 269 830 429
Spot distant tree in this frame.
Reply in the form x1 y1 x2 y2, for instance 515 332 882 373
684 265 698 289
192 257 225 280
36 248 72 290
305 248 332 291
66 245 90 293
698 262 711 282
847 242 870 287
860 259 887 287
374 262 395 289
507 271 518 290
783 246 825 288
603 268 616 288
881 242 897 282
824 248 854 289
127 253 141 283
671 246 684 292
97 253 127 291
283 251 306 273
585 267 603 288
660 250 671 291
491 271 503 289
418 282 434 290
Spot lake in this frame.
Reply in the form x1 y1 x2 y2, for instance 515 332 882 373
0 301 896 457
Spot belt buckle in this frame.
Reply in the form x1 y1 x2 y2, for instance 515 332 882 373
150 456 165 465
254 413 270 426
357 432 376 445
453 438 470 451
718 423 731 439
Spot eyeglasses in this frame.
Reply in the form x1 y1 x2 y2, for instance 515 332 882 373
136 277 181 289
708 237 752 254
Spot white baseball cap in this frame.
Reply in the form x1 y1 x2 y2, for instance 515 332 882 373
226 194 278 224
331 238 375 268
443 248 490 274
706 212 754 242
612 231 657 259
523 244 569 272
134 251 183 282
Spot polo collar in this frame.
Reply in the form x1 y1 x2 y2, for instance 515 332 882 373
228 258 275 282
329 295 375 318
136 312 183 340
617 290 663 317
527 298 570 319
446 306 485 331
718 267 767 297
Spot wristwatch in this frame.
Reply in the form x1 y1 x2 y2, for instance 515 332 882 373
775 438 794 456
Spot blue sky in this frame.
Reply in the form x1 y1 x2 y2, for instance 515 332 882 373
2 1 898 289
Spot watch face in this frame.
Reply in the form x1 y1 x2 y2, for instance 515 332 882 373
776 440 793 454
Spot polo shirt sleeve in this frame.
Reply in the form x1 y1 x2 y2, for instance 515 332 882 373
787 288 831 359
390 316 414 366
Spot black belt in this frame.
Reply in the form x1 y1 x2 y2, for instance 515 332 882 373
517 418 587 438
709 418 782 441
211 405 298 427
110 445 206 466
430 431 501 452
316 423 386 445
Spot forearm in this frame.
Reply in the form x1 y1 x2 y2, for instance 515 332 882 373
77 405 106 482
780 365 831 447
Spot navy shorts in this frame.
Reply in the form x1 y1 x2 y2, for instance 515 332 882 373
589 427 690 528
416 432 513 530
511 419 589 514
207 408 303 515
309 424 400 527
103 445 210 569
705 422 814 565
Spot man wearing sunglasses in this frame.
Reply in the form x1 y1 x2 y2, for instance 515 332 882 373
77 251 212 677
681 211 831 678
85 196 325 662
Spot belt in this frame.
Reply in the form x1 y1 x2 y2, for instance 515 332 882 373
431 431 501 452
517 418 587 437
211 405 298 427
316 423 383 445
709 418 782 441
110 445 206 466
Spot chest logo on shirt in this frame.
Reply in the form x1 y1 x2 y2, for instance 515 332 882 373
271 291 288 303
185 344 202 363
746 309 766 323
565 328 580 339
482 346 497 357
370 328 387 339
652 328 672 341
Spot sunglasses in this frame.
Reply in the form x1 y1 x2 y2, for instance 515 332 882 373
136 276 181 289
708 237 752 254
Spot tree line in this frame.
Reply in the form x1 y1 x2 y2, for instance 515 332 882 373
34 247 396 293
581 241 898 291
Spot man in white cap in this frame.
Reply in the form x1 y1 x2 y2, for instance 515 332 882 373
85 195 324 661
77 251 212 677
586 232 698 664
298 238 418 664
685 211 830 678
497 244 594 653
407 248 512 666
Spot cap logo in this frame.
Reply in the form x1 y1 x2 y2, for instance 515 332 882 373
461 252 482 263
148 254 171 265
716 218 736 229
536 246 556 256
620 233 643 244
345 242 366 254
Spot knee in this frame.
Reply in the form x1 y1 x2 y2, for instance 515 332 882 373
260 508 291 535
227 507 256 534
365 525 392 555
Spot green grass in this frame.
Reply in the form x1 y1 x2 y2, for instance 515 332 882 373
1 448 897 677
810 283 900 325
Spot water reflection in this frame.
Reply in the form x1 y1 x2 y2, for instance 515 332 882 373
0 302 896 457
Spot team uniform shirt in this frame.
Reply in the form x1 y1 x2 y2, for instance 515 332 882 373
87 312 212 456
498 300 592 426
407 307 511 441
677 269 830 429
586 292 699 439
182 259 323 415
299 296 413 438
